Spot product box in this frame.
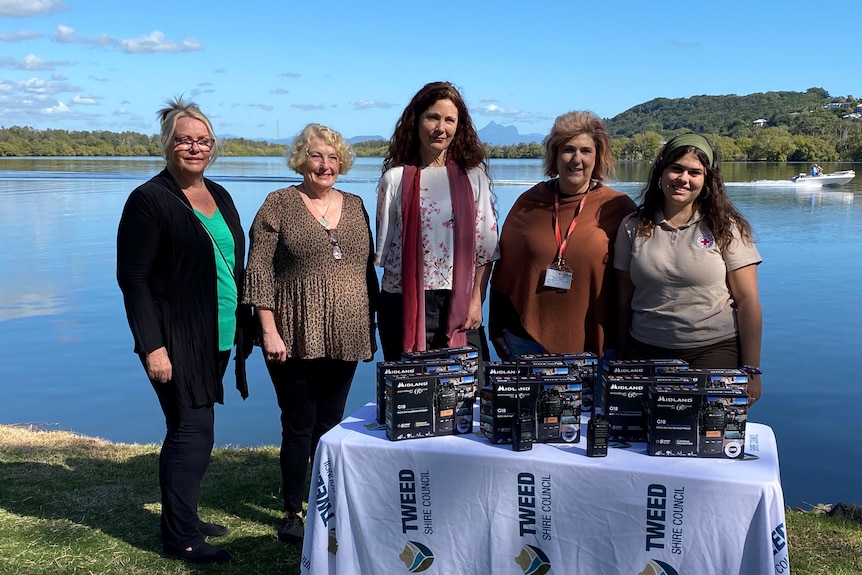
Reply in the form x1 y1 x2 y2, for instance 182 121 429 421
518 352 599 413
535 375 583 443
484 361 528 379
699 386 749 459
604 358 689 377
434 371 477 435
385 373 435 441
646 386 702 456
402 345 479 374
651 372 706 389
376 359 461 424
601 374 652 442
706 368 749 390
646 384 749 459
479 376 540 444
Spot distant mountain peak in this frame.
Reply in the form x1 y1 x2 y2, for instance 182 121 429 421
478 122 544 146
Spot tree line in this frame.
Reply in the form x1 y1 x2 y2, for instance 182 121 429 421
0 126 287 157
4 88 862 161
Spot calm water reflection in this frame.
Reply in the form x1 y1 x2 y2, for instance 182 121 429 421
1 157 860 509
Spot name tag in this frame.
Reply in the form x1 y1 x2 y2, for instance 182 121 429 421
544 266 573 291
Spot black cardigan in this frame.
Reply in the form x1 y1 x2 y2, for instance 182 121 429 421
117 169 251 407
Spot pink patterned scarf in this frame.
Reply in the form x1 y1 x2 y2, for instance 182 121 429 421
401 162 476 352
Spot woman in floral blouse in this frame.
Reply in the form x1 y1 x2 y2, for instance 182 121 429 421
375 81 499 362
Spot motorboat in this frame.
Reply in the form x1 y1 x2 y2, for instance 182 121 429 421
791 169 855 186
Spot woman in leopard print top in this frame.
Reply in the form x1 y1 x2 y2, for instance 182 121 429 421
243 123 379 544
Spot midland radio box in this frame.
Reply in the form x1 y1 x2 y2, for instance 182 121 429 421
646 386 701 456
479 376 539 444
385 373 435 441
402 345 480 378
604 358 689 377
535 375 583 443
376 359 461 424
601 374 651 442
434 371 476 436
518 352 598 413
646 384 749 459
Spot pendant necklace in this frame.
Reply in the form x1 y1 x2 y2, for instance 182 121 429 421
305 188 334 228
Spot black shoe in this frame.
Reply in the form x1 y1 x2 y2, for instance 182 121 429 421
164 541 232 564
278 513 305 544
199 520 229 538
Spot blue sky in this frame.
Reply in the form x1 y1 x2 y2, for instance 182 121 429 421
1 0 857 141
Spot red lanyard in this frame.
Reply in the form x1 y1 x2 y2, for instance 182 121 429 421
553 191 588 263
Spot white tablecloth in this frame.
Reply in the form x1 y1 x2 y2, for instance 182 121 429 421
301 403 790 575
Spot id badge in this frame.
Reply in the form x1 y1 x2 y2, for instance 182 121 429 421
544 265 573 291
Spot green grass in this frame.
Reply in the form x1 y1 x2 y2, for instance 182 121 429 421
2 424 861 575
0 425 301 574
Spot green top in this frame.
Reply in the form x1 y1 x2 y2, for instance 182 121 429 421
195 209 237 351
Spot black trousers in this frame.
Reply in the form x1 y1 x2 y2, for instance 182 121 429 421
266 357 357 514
377 290 490 387
150 351 229 552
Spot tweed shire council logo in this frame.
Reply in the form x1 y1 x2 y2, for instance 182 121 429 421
399 541 434 572
514 544 551 575
639 559 680 575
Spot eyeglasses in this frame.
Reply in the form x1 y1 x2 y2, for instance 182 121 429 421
173 136 215 151
327 229 343 260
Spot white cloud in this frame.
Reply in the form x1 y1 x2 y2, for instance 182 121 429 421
278 72 300 78
0 30 42 42
292 103 325 111
18 54 65 71
72 94 98 105
353 100 395 110
475 103 543 122
41 101 72 115
0 0 68 17
271 88 289 95
52 25 201 53
53 24 87 44
19 76 79 94
119 31 202 54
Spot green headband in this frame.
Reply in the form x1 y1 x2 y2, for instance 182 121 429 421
663 133 714 167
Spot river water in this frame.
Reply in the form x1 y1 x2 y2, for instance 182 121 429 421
1 156 860 509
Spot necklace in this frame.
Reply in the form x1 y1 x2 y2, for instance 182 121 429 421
302 187 334 228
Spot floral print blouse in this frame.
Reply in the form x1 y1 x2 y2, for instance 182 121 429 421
375 165 500 292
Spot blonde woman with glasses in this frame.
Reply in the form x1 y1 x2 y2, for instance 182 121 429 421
117 97 253 564
243 123 379 544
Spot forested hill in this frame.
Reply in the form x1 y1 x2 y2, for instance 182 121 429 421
604 87 846 137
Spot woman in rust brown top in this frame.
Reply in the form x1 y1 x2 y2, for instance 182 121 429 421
489 111 635 360
243 123 378 545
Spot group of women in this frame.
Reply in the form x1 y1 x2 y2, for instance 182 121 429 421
116 84 763 564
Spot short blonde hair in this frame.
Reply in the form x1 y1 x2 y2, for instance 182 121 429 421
157 97 218 163
287 123 354 175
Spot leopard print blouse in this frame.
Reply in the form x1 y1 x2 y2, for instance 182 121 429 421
244 186 374 361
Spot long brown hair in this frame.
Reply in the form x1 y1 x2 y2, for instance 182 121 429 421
382 81 487 174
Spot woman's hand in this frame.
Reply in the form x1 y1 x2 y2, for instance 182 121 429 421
146 346 172 383
262 330 287 363
747 373 762 407
461 297 484 331
257 308 286 363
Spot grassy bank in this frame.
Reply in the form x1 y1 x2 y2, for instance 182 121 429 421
1 424 860 575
